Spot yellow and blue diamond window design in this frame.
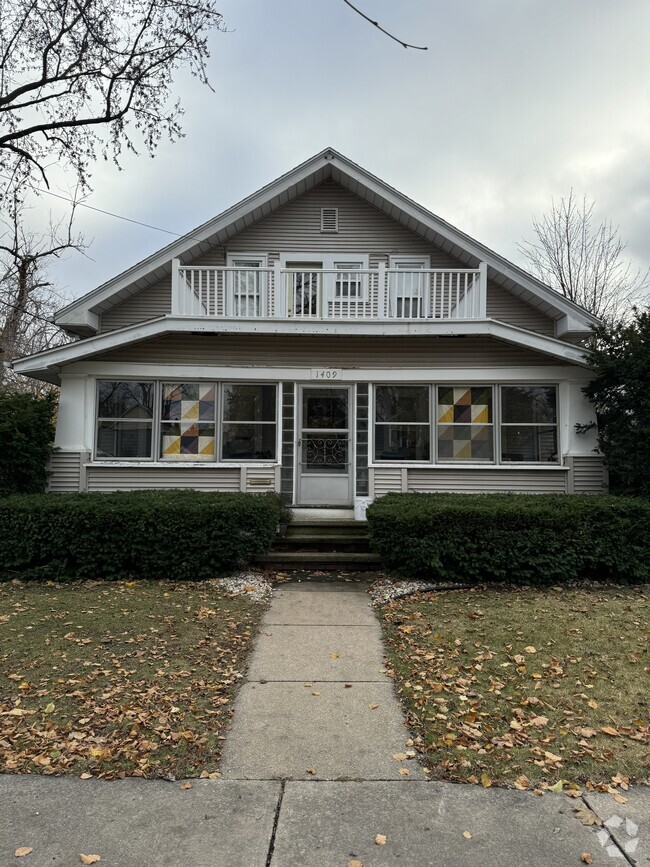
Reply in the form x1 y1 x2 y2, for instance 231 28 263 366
437 387 493 461
161 383 216 460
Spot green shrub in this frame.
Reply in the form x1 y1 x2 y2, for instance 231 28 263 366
0 391 56 496
367 493 650 585
0 490 283 581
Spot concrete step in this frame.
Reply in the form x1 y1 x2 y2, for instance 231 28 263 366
254 550 382 570
276 534 370 547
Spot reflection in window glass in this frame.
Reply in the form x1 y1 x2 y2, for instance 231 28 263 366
96 381 154 458
222 384 277 460
375 386 430 461
501 386 558 463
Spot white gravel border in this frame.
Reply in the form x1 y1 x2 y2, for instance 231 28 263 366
369 577 469 605
210 570 273 603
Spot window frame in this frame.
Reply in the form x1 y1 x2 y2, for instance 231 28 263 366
221 382 279 462
498 384 560 465
225 253 268 317
387 255 431 318
94 379 156 461
373 383 432 463
279 252 370 303
159 381 219 463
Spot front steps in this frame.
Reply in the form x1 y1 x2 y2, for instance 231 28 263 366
255 519 382 571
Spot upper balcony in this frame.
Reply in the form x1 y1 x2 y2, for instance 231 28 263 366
170 259 488 323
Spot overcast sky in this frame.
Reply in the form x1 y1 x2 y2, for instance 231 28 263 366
35 0 650 302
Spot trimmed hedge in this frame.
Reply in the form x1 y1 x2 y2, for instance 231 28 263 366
0 490 284 581
366 493 650 585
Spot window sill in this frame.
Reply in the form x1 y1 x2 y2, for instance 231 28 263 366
369 462 567 470
87 461 280 468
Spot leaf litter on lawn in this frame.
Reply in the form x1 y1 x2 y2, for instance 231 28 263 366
0 580 265 778
378 585 649 789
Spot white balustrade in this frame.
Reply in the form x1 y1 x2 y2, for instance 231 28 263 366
171 260 487 322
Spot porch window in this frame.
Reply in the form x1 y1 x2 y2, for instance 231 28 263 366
437 386 494 462
222 383 277 460
96 381 154 459
500 386 558 462
374 385 430 461
160 382 216 461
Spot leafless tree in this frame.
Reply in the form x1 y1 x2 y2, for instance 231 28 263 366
0 194 84 393
518 191 649 322
0 0 224 195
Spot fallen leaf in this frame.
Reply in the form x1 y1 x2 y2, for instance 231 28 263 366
613 792 629 804
14 848 33 858
374 834 387 845
330 653 340 659
587 698 598 709
601 726 619 737
463 831 472 839
311 691 321 697
180 782 193 790
306 768 317 775
481 772 492 788
344 683 353 688
347 861 363 867
79 856 101 865
43 703 55 714
573 805 602 827
547 780 565 793
392 752 407 761
80 773 92 780
398 768 410 776
580 854 593 865
368 703 379 710
524 646 537 654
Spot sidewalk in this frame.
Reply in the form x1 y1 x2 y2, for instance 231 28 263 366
1 580 648 866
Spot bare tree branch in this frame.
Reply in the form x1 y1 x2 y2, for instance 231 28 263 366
518 191 650 322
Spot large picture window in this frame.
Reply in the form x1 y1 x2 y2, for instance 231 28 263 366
375 385 430 461
96 381 154 458
500 386 558 462
222 384 277 460
437 386 494 462
160 383 216 461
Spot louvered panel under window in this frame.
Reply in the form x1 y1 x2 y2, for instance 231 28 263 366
320 207 338 233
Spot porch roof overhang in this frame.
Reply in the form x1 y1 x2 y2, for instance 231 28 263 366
54 148 599 336
12 315 590 384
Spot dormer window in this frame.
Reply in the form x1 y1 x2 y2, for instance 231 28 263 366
320 207 338 233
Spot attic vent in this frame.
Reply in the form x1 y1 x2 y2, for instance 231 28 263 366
320 207 338 233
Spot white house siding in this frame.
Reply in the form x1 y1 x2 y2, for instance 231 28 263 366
568 455 608 494
405 468 568 494
96 180 557 338
48 451 84 492
96 334 561 368
86 466 241 492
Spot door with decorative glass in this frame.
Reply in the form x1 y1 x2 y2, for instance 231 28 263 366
297 385 352 505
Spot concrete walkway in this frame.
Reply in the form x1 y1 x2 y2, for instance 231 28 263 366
220 581 425 781
2 580 649 866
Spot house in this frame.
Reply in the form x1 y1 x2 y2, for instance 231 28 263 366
13 148 605 515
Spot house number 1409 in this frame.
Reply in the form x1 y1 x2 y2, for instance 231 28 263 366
311 368 342 380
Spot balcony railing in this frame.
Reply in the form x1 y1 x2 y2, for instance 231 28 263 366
170 259 487 321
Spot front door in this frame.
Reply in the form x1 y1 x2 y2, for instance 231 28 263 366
297 386 352 506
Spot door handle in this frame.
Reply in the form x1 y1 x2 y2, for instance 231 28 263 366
297 440 302 446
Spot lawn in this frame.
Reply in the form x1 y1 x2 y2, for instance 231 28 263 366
379 586 650 792
0 580 265 779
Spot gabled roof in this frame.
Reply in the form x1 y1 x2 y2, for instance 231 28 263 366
56 147 599 334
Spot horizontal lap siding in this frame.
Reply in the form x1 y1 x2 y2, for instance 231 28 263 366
572 456 606 494
245 466 278 493
48 452 82 492
86 467 240 492
407 468 567 494
97 334 559 368
487 282 555 336
372 467 403 496
100 277 172 332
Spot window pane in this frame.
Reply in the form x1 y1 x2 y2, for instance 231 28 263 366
222 423 276 460
375 386 429 423
97 421 152 458
303 389 347 429
375 424 430 461
161 383 215 421
161 422 215 460
501 426 558 462
437 386 492 423
98 381 153 419
438 424 494 461
502 386 557 424
223 384 276 422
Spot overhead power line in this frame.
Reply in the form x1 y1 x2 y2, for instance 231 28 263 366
340 0 428 50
